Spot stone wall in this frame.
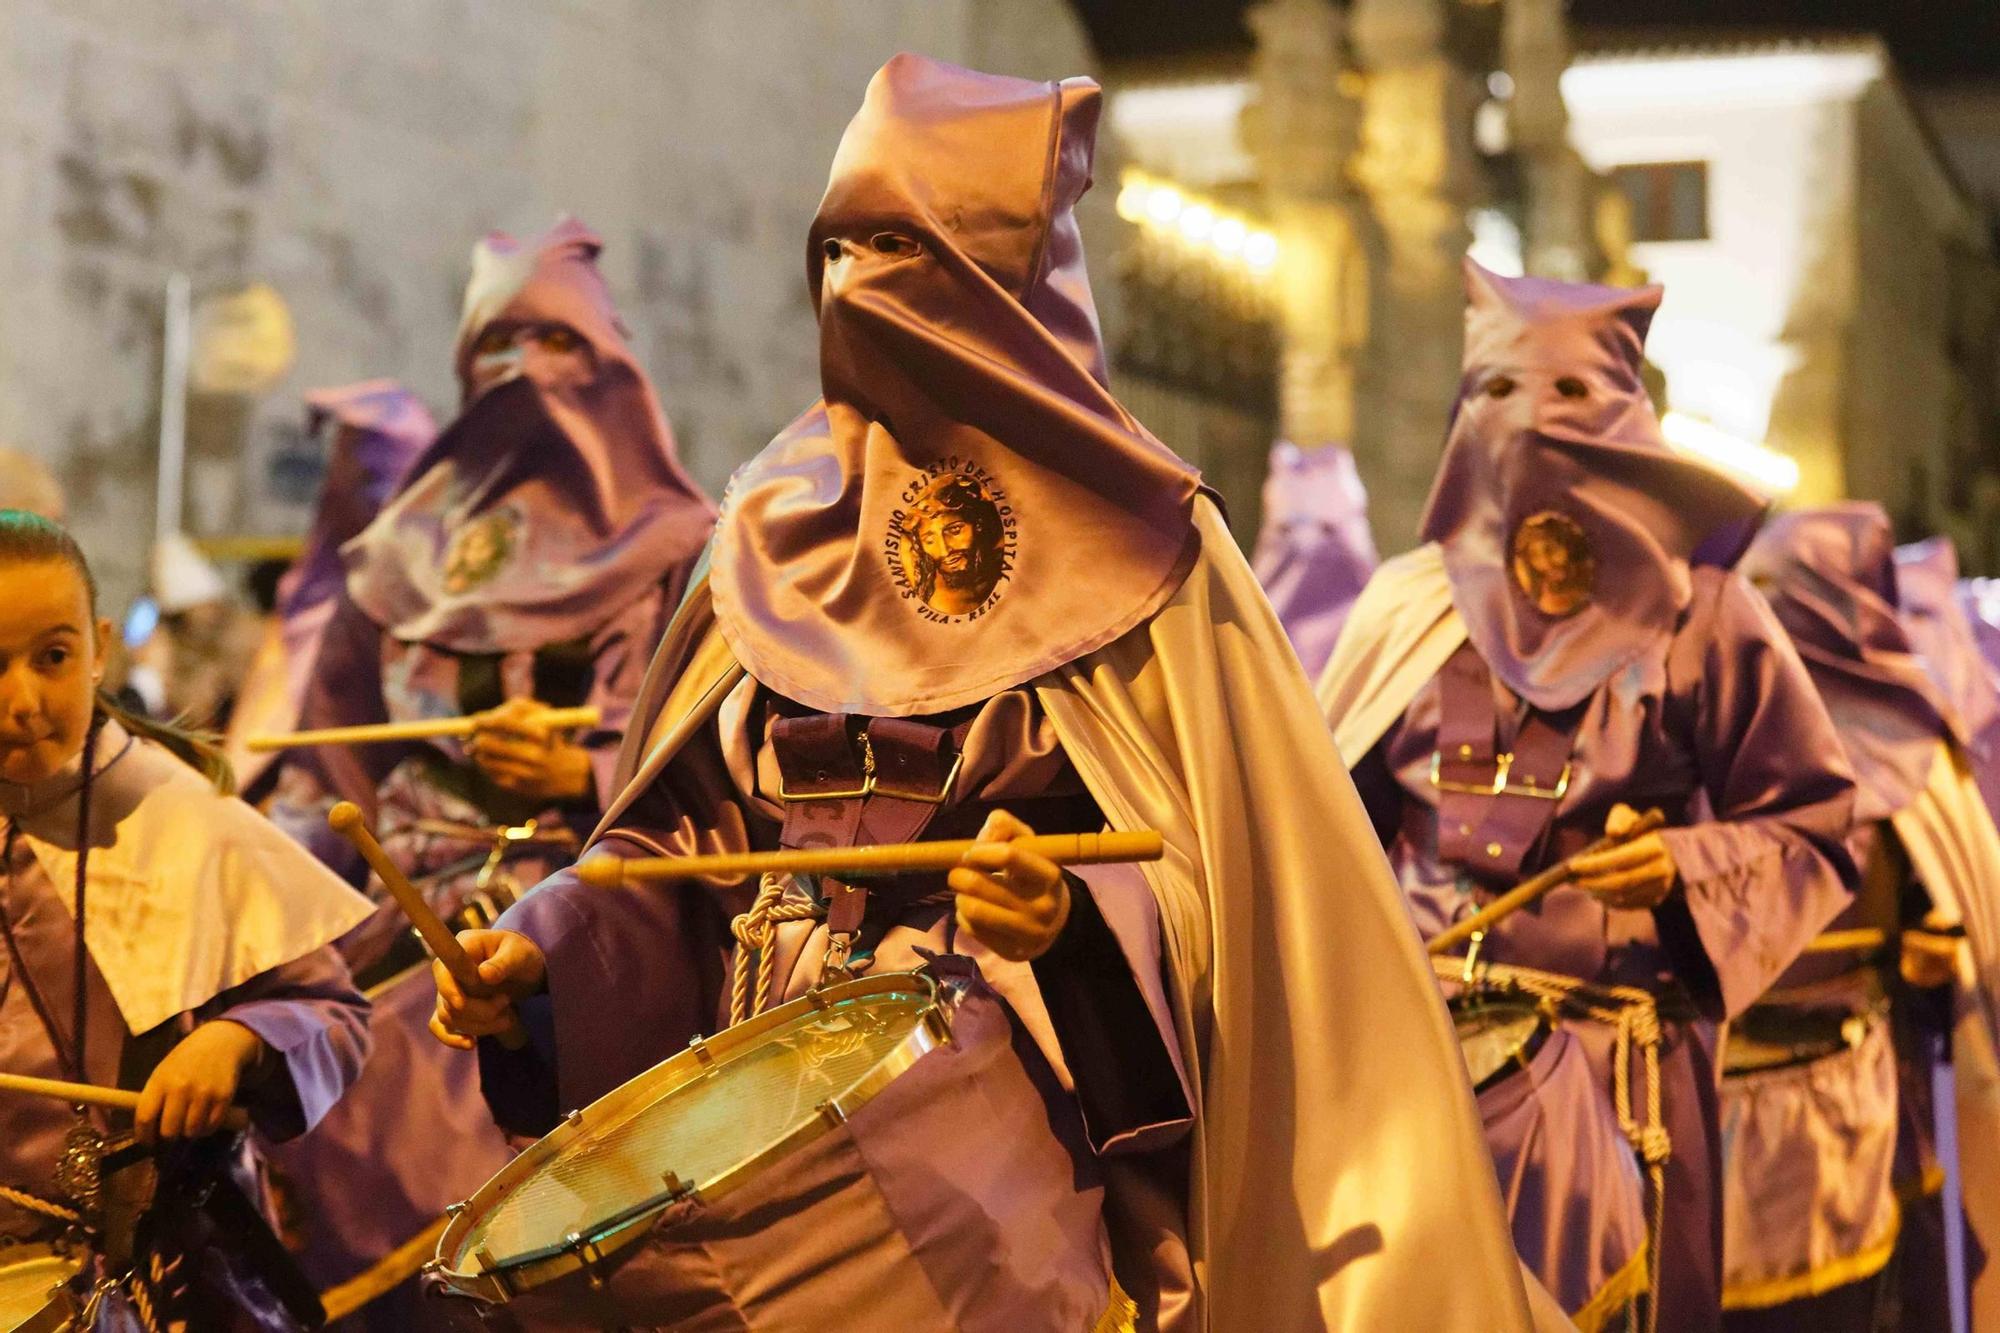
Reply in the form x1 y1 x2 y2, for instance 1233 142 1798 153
0 0 1103 604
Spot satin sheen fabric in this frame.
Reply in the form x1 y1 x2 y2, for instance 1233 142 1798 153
225 381 433 793
576 502 1548 1331
4 719 372 1034
1250 441 1378 680
1741 504 1954 822
708 55 1203 716
1422 260 1765 711
344 218 712 654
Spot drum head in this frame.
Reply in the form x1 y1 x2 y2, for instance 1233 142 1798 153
442 974 945 1290
1453 996 1550 1092
0 1247 80 1332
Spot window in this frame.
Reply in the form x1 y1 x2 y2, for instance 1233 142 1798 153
1611 161 1710 242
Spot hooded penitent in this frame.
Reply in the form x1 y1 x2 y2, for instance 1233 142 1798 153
343 218 713 653
1250 441 1378 679
281 381 432 628
707 56 1205 716
1897 536 2000 770
1422 260 1766 711
224 383 434 794
1740 504 1953 820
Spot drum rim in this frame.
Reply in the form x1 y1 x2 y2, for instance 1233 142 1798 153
0 1242 84 1332
1450 991 1555 1095
432 970 949 1302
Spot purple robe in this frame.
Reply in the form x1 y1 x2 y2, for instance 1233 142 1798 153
1353 565 1856 1331
470 679 1195 1330
260 583 675 1330
0 834 368 1329
1249 442 1378 680
229 383 433 799
261 222 712 1327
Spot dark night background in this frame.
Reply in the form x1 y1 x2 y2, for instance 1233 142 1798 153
1076 0 2000 85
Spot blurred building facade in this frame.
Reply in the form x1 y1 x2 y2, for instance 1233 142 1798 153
0 0 1104 603
1096 0 2000 563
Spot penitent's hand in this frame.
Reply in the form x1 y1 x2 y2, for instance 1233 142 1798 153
950 809 1071 963
135 1019 265 1146
430 929 548 1051
466 697 594 804
1567 802 1679 910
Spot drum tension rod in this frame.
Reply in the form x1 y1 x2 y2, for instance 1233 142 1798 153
564 1231 614 1290
688 1033 716 1068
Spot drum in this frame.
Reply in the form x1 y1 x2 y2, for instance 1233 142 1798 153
1452 990 1554 1093
0 1246 81 1333
430 968 1116 1331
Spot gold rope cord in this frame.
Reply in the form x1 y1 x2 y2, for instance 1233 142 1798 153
0 1182 80 1224
729 873 826 1025
1436 956 1671 1333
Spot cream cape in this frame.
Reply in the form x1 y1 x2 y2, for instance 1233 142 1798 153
10 720 373 1034
1313 542 1467 766
596 501 1542 1331
1886 740 2000 1328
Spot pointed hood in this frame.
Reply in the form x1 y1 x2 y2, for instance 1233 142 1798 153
280 380 433 625
1420 260 1766 710
707 53 1205 716
344 218 715 652
1741 504 1950 818
1896 536 2000 756
1251 441 1378 679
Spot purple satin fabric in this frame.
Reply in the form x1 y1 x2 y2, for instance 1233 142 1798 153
1741 505 1950 821
1250 442 1378 679
1421 261 1766 711
1357 566 1856 1329
441 979 1112 1333
1898 539 2000 822
344 218 713 653
1471 1022 1650 1318
0 834 369 1248
282 381 433 629
708 54 1204 717
258 967 515 1330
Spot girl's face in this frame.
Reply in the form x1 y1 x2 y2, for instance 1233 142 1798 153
0 558 109 785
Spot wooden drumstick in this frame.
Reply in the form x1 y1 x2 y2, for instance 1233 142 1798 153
326 803 528 1050
1428 808 1668 957
575 829 1166 888
247 705 600 753
0 1071 249 1132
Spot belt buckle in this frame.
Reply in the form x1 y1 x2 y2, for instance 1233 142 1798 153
1430 749 1510 796
870 751 963 805
1428 752 1570 801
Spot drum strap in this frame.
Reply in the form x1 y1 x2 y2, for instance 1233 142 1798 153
1433 644 1587 880
771 713 967 967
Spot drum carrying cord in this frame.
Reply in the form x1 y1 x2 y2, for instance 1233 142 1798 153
1437 957 1671 1333
730 873 826 1025
0 1181 79 1224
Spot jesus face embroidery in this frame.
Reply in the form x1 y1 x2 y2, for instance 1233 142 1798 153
1510 511 1595 618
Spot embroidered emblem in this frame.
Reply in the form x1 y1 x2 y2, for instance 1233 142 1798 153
1511 510 1595 617
885 460 1017 623
442 507 520 594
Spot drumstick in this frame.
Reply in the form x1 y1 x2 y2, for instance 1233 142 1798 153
575 829 1166 888
0 1072 249 1132
1428 808 1668 957
246 705 600 753
1801 927 1889 954
327 803 528 1051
